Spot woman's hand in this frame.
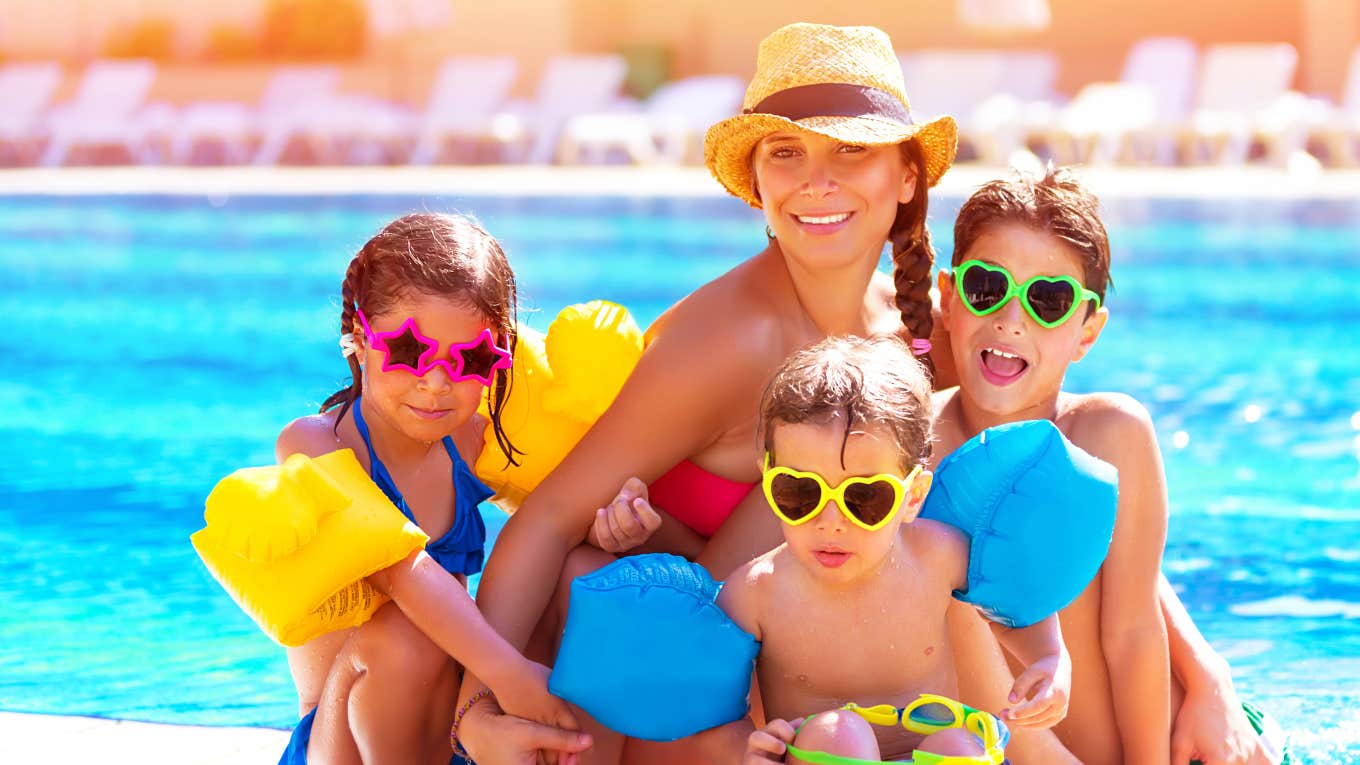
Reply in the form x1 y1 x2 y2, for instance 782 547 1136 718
586 477 663 553
1171 667 1275 765
458 695 593 765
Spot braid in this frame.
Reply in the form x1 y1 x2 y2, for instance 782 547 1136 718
890 140 937 380
320 250 367 427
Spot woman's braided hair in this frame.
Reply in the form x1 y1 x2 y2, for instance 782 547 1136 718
321 213 521 465
889 139 937 379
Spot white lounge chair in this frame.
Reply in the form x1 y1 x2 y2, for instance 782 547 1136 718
899 50 1058 164
246 66 344 165
969 51 1060 165
1045 37 1198 164
168 67 339 164
557 75 745 165
1180 43 1298 164
407 57 519 165
0 62 63 165
40 60 157 166
497 55 628 164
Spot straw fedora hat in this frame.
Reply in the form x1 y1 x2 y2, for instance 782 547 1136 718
704 23 957 209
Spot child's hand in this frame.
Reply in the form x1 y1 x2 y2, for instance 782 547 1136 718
493 660 580 736
586 477 662 553
1002 652 1071 729
745 717 804 764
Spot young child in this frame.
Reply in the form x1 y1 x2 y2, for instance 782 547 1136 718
702 335 1070 764
273 213 583 764
933 167 1173 765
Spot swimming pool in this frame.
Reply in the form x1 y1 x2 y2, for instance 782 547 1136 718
2 191 1357 761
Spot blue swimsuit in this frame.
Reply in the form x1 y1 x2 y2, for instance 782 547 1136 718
279 398 492 765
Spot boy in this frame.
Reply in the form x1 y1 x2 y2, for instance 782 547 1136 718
712 334 1070 764
931 167 1283 765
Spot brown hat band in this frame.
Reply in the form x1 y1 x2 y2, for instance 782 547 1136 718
743 83 912 124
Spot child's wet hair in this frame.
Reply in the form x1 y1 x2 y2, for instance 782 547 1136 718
888 139 939 379
952 166 1112 302
759 334 933 471
321 212 521 465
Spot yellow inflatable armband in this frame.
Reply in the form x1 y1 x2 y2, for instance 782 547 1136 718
476 300 643 509
191 449 429 647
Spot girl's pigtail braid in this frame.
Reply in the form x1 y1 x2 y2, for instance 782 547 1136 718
320 252 367 428
485 269 523 468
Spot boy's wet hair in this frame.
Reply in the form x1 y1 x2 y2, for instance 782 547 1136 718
758 335 933 471
321 212 521 465
952 166 1112 302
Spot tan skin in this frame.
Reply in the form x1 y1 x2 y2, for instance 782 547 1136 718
723 420 1069 765
274 294 576 765
932 224 1273 765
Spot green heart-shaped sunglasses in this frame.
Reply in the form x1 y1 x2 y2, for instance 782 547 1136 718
953 259 1101 329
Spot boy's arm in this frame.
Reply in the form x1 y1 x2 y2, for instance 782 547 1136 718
1163 574 1270 765
992 613 1070 728
694 558 767 765
1074 395 1172 765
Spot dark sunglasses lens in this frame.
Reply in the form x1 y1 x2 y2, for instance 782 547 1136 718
769 473 823 521
1026 279 1078 324
383 327 435 370
961 265 1009 312
842 480 898 526
458 341 502 380
908 701 957 727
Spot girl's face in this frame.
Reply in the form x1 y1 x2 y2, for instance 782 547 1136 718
354 292 496 444
939 222 1108 421
769 420 928 588
752 131 916 271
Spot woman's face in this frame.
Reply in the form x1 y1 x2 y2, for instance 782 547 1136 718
752 131 917 272
354 292 495 444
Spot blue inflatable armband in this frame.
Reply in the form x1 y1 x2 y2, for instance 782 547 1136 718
549 553 760 741
922 419 1118 628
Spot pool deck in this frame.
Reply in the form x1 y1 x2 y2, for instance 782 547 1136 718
0 162 1358 199
0 712 289 764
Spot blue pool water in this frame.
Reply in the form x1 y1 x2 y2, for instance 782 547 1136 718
2 191 1357 760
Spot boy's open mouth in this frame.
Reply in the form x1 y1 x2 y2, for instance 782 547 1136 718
979 347 1028 385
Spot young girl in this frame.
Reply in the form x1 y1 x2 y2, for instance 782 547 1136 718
273 213 584 765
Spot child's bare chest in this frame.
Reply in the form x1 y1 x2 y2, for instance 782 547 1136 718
756 582 956 719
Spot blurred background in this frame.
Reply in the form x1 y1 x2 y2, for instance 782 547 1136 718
0 0 1358 168
2 2 1359 764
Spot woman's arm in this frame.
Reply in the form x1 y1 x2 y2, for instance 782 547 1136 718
1077 397 1172 765
457 293 780 734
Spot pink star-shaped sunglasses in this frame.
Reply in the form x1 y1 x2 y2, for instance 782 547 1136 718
356 308 512 387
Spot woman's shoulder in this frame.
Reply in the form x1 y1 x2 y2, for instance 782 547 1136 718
645 253 791 372
276 409 348 463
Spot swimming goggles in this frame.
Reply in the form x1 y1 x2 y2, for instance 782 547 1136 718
785 694 1009 765
953 259 1101 329
356 308 512 387
761 455 922 532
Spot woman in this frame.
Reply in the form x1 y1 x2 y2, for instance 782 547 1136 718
456 22 1268 765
